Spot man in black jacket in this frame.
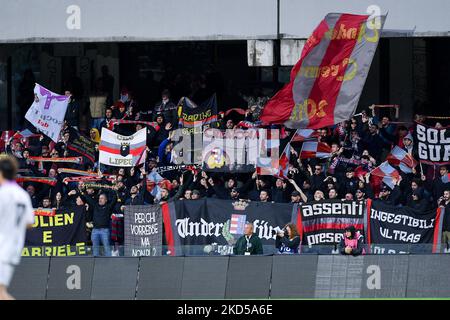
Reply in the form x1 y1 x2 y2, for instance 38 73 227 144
378 184 401 206
64 90 80 129
79 190 117 256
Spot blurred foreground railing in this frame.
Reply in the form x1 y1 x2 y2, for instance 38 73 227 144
21 243 447 257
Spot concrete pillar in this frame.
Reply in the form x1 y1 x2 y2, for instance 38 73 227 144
247 40 274 67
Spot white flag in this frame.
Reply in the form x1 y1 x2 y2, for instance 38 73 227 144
99 128 147 167
25 84 70 142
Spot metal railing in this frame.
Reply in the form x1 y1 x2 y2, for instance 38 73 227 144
21 243 448 257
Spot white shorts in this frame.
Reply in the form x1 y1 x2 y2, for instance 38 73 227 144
0 262 14 287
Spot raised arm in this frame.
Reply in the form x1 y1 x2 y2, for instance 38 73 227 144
288 179 308 203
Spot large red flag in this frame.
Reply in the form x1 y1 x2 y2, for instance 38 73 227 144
260 13 385 129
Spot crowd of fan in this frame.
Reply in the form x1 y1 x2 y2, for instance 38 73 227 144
3 82 450 252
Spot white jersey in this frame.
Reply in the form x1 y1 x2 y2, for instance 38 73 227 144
0 181 34 265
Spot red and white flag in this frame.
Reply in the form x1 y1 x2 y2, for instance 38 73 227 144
278 143 291 178
291 129 319 142
370 161 400 189
386 146 417 174
300 141 331 159
99 128 147 167
260 13 386 129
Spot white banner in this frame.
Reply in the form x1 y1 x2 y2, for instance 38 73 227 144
99 128 147 167
25 83 70 142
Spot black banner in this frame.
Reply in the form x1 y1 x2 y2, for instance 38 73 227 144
164 199 294 255
124 205 163 257
67 132 97 164
367 199 444 254
23 206 87 256
178 94 218 134
415 122 450 164
294 200 365 251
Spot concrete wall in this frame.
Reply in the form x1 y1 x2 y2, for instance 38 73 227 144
2 0 450 43
280 0 450 38
9 255 450 299
0 0 278 43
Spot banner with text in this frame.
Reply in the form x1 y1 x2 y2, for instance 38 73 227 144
23 206 87 256
163 199 294 255
99 127 147 167
124 205 163 256
293 200 365 251
415 122 450 164
366 199 444 254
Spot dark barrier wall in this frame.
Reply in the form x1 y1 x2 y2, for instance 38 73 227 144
8 255 450 299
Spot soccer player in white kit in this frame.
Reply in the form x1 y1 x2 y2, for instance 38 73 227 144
0 155 34 300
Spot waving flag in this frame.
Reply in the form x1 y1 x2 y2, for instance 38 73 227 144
255 129 280 176
370 161 400 189
260 13 386 129
442 174 450 184
25 84 70 142
147 170 172 200
13 129 41 140
291 129 319 142
99 128 147 167
278 143 291 178
386 146 418 173
300 141 331 159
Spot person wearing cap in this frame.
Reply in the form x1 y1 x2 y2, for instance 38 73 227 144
233 222 263 256
191 189 201 200
378 183 401 206
343 167 358 195
287 178 308 203
338 226 365 256
290 191 302 203
402 132 414 154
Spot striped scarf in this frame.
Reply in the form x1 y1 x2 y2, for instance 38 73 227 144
83 182 116 190
62 176 115 183
108 119 160 131
328 156 364 174
111 214 124 242
29 156 83 164
16 176 57 186
57 168 100 177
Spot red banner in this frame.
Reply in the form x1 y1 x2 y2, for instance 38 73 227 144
260 13 385 129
